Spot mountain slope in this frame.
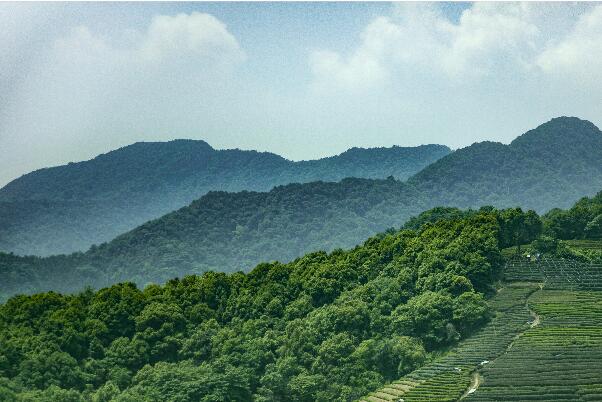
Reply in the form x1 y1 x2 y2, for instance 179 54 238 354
0 142 450 256
410 117 602 211
2 117 602 298
0 207 507 400
0 178 429 299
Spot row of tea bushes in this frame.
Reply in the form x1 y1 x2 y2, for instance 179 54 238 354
359 284 537 402
468 289 602 401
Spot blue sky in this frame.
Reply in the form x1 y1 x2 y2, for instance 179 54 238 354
1 2 601 187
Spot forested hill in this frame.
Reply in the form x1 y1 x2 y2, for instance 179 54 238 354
409 116 602 212
0 206 530 401
0 178 427 299
0 142 450 256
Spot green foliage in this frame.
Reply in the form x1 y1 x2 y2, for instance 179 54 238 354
543 190 602 240
0 178 429 300
402 207 469 230
0 211 501 401
2 117 601 302
496 208 542 248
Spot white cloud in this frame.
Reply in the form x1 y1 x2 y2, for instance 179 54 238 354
139 13 244 65
309 17 392 91
52 12 244 77
537 5 602 85
310 3 602 90
441 3 539 77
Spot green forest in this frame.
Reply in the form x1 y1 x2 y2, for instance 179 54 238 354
0 116 601 401
4 189 602 401
2 183 601 303
0 204 547 401
0 178 428 300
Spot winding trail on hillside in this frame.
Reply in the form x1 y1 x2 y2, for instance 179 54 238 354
461 287 542 400
460 372 482 400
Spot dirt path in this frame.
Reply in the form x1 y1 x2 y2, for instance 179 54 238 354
460 287 542 400
460 372 482 400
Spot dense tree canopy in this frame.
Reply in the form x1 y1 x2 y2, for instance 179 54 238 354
543 190 602 240
0 209 515 401
0 178 429 300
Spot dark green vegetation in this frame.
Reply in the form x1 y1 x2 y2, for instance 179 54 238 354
543 190 602 240
0 178 428 300
410 117 602 212
0 181 549 301
2 188 601 401
2 117 601 301
362 245 602 401
0 142 450 256
0 208 520 401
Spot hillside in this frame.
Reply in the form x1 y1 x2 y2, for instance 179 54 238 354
410 117 602 212
2 116 600 260
1 200 600 401
0 178 428 300
0 142 450 256
3 116 601 263
0 206 518 401
362 254 602 402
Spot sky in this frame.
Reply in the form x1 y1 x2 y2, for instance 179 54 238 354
1 2 602 187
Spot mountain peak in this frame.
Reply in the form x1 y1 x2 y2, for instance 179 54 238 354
125 138 215 152
510 116 601 149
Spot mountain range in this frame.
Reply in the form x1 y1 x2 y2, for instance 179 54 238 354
411 116 602 211
0 142 450 256
1 116 602 300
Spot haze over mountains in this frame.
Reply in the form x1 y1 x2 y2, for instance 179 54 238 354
1 116 601 301
412 117 602 212
0 143 450 256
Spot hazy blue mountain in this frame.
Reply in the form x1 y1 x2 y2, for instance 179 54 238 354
0 177 428 299
1 116 601 301
0 142 450 256
410 116 602 212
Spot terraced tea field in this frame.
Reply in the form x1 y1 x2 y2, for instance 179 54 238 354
359 284 538 402
468 290 602 401
360 256 602 402
504 256 602 291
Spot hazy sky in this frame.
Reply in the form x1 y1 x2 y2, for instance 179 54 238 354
1 2 602 187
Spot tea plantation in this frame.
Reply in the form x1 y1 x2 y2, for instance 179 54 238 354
360 255 602 402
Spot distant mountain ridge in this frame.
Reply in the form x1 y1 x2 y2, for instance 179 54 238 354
410 116 602 211
1 117 602 300
0 117 602 267
0 142 450 256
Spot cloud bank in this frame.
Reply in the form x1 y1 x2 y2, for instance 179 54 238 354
0 11 245 185
310 3 602 90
